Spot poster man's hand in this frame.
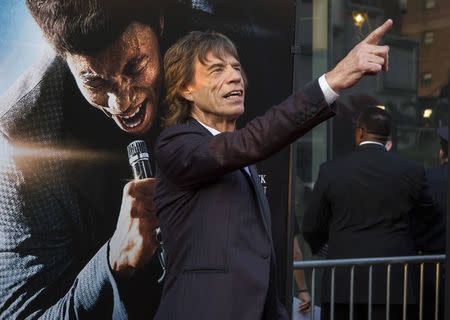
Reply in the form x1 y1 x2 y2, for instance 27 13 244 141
109 178 159 278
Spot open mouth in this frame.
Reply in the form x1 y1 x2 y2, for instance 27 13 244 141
223 90 243 99
118 98 148 129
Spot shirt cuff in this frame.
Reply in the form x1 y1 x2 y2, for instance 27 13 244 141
318 74 339 105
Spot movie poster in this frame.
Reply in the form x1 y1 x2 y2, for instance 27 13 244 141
0 0 296 315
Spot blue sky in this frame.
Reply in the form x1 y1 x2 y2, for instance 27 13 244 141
0 1 48 95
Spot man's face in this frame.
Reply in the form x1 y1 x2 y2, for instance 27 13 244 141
185 52 245 124
65 22 161 135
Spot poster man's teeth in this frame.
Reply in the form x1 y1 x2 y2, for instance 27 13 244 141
123 105 141 119
125 116 143 128
123 104 145 128
127 120 139 128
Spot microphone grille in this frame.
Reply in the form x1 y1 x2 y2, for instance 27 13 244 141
127 140 148 159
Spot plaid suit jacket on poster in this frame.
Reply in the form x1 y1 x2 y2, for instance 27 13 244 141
0 51 162 319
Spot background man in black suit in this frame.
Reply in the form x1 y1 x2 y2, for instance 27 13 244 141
421 126 448 254
154 20 392 320
419 126 447 319
303 106 437 320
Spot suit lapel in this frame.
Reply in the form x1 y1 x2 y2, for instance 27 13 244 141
190 119 272 235
247 165 272 236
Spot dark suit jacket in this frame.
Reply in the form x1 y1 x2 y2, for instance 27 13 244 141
154 80 335 320
420 163 447 320
418 162 447 254
0 52 162 319
303 143 437 304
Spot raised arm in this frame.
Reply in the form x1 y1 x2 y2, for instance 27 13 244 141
156 80 334 188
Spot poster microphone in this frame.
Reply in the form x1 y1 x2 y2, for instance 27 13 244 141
127 140 153 179
127 140 166 283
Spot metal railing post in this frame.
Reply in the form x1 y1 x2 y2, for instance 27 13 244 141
419 263 424 320
350 266 354 320
330 267 335 320
386 264 391 320
368 265 373 320
435 263 440 320
403 263 408 320
311 268 316 320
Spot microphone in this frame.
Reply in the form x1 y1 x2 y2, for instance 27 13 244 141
127 140 153 179
127 140 166 283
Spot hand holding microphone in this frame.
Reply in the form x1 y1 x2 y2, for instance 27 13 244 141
108 140 163 280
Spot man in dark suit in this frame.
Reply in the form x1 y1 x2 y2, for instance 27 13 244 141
303 107 437 320
419 126 447 319
154 21 392 320
0 1 169 318
422 126 448 254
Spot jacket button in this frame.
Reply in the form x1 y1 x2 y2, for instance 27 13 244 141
260 253 270 259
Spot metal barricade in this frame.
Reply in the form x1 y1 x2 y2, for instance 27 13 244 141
293 255 446 320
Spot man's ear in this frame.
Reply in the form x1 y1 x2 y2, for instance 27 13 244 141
385 140 393 152
181 86 194 102
355 127 363 144
355 127 361 138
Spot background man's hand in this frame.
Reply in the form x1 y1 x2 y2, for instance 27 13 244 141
109 178 159 277
326 19 393 92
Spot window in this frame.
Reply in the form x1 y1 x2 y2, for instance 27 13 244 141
424 0 436 9
421 72 433 86
423 31 434 45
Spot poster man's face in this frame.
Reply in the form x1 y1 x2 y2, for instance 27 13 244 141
65 22 161 135
185 52 245 124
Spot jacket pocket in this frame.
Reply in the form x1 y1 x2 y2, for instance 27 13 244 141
182 266 228 274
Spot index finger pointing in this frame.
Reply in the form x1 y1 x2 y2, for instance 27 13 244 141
363 19 393 45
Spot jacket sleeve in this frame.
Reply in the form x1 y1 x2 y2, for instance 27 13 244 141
408 164 439 251
0 140 127 319
302 163 331 254
155 79 335 189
